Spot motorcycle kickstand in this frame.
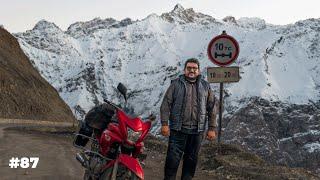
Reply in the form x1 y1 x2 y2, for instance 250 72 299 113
111 159 119 180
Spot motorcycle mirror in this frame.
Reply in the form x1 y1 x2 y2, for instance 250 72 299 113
117 83 127 101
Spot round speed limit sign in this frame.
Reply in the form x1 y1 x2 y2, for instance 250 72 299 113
207 32 239 66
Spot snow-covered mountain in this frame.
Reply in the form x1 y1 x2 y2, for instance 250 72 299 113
15 4 320 119
13 4 320 173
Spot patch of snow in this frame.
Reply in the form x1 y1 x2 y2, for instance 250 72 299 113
303 142 320 153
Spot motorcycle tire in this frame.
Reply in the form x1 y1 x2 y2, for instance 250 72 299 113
100 164 140 180
84 169 97 180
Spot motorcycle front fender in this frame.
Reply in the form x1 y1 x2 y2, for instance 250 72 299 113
118 154 144 180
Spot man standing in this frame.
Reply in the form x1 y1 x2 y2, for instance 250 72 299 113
160 58 217 180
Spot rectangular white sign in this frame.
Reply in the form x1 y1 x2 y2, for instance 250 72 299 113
207 66 240 83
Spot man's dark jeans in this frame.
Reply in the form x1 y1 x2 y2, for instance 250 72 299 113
164 130 203 180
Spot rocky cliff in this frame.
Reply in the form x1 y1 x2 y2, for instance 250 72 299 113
0 27 75 122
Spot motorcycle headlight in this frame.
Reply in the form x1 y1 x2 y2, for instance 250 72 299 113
127 128 142 143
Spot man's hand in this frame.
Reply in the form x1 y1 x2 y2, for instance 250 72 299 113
161 125 170 137
206 130 216 141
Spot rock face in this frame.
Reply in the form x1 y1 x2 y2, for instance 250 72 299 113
160 4 217 25
223 97 320 174
199 142 320 179
0 27 75 122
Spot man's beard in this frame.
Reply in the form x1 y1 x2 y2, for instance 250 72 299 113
185 74 198 82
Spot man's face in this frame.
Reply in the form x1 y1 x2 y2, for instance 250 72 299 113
184 62 200 79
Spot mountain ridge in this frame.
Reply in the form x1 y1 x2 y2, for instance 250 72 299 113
14 4 320 117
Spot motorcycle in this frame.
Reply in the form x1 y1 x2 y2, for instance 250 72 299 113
73 83 155 180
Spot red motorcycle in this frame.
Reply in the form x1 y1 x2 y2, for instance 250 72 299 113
74 83 154 180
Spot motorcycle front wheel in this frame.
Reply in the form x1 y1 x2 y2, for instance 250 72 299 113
84 169 97 180
100 164 140 180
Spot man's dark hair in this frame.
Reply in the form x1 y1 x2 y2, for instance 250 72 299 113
184 58 200 70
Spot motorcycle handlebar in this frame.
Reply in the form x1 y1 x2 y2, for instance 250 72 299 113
104 98 156 122
146 114 156 122
103 98 121 110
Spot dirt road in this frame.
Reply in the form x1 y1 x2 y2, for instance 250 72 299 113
0 125 176 180
0 124 82 180
0 121 214 180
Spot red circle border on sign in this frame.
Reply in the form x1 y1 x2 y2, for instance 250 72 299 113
207 34 240 66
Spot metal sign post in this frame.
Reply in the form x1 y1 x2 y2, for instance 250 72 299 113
218 82 223 143
207 31 240 143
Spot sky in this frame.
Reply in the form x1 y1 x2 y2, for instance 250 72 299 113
0 0 320 33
